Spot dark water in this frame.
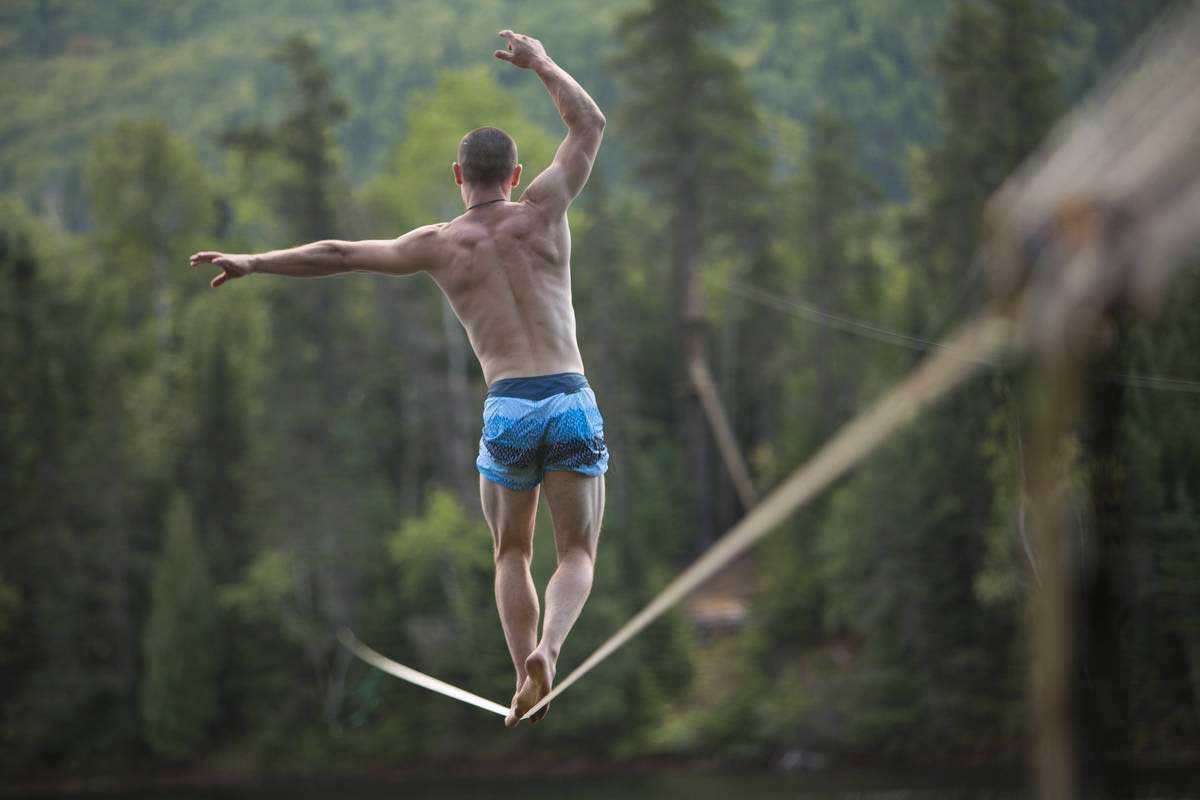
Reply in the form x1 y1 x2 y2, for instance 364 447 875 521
30 767 1200 800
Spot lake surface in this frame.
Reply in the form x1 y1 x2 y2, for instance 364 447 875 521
29 766 1200 800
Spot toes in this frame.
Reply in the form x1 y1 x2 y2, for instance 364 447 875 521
508 675 539 726
505 700 522 728
505 687 523 728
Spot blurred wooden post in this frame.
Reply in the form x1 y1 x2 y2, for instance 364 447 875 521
1025 349 1084 800
979 9 1200 796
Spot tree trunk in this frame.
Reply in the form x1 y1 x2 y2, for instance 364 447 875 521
673 159 715 546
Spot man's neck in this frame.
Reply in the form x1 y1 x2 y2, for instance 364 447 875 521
463 185 511 210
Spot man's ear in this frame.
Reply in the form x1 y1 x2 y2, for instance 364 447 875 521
452 162 464 186
510 164 523 187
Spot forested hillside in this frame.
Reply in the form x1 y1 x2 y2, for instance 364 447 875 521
0 0 1145 212
1 0 1195 785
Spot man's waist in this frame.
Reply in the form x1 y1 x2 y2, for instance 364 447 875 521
486 372 589 401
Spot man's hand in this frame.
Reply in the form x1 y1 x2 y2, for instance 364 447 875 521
190 251 254 289
494 30 549 70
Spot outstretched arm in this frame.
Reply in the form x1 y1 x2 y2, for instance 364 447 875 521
495 30 605 214
189 225 444 288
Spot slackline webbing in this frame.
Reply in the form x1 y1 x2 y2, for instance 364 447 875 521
338 628 509 717
339 315 1013 721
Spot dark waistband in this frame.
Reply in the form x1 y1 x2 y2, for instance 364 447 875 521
487 372 589 401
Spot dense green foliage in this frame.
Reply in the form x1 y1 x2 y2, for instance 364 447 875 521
0 0 1195 784
141 495 222 759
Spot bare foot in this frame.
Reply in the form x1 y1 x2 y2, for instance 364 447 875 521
523 648 555 724
505 675 539 728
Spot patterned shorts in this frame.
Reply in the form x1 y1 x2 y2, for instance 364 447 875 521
475 372 609 492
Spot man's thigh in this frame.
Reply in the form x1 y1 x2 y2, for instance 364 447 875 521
479 475 540 556
541 471 605 560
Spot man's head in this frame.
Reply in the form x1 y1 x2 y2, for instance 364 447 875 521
454 127 521 190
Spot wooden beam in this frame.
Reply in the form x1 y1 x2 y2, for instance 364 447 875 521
687 354 758 511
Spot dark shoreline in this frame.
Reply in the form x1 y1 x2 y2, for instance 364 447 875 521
6 752 1200 798
8 753 703 798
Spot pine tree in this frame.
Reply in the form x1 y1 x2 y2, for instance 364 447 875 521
222 36 346 243
176 314 255 587
908 0 1058 329
791 111 881 444
220 35 376 724
0 200 146 764
140 494 221 759
747 111 883 693
617 0 770 542
84 119 215 351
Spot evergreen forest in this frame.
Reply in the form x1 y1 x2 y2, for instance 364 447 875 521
1 0 1196 788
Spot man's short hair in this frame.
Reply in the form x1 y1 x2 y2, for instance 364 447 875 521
458 127 518 187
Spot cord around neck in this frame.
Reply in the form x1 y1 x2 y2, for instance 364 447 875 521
467 197 507 211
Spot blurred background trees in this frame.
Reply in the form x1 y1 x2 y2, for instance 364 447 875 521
0 0 1193 780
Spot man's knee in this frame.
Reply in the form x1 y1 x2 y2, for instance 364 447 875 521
494 530 533 564
559 544 595 575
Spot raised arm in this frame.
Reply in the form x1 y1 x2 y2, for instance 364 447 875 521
494 30 605 214
189 225 444 288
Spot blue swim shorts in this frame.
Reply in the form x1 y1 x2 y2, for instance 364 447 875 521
475 372 609 492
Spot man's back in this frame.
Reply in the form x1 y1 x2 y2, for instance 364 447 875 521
430 200 583 385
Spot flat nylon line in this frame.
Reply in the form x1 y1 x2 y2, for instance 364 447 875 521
338 628 509 717
523 314 1015 719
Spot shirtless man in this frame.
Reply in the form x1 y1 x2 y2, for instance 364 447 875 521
190 31 607 728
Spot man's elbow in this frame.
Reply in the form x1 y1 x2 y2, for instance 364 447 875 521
571 106 605 133
319 239 352 270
